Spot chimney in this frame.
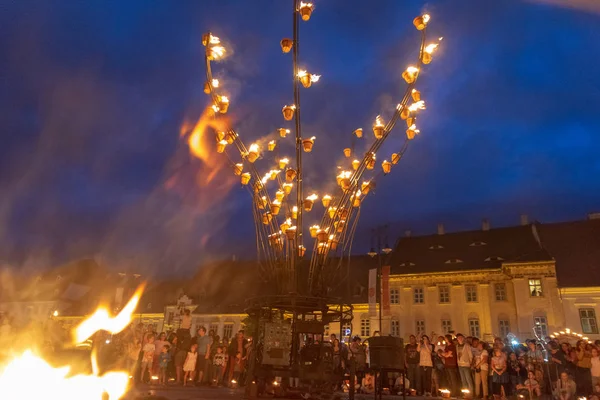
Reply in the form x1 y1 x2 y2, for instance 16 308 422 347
482 218 490 231
520 214 529 226
404 230 412 237
437 223 445 235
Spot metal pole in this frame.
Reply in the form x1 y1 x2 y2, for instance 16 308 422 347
378 254 382 335
292 0 303 295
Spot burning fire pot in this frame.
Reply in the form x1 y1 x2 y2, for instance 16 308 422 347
280 38 293 53
282 105 295 121
302 137 315 152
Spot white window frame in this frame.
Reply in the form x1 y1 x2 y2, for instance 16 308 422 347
439 286 450 304
223 323 234 339
416 320 425 336
391 320 400 337
390 288 400 304
529 278 543 297
361 319 370 337
468 318 480 337
533 316 548 337
441 319 452 334
499 319 510 338
414 287 425 304
465 285 478 303
580 309 599 334
495 283 507 301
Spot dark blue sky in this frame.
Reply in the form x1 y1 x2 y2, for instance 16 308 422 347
1 0 599 275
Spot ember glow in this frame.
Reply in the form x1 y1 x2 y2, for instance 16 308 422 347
0 287 144 400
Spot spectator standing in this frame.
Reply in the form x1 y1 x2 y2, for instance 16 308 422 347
405 335 420 394
474 341 489 399
443 334 460 395
195 326 212 385
418 335 434 396
456 333 474 394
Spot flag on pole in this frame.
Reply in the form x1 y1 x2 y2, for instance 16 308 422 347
382 265 391 316
368 268 377 316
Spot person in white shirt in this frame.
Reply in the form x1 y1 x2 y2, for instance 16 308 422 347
474 341 489 399
591 347 600 388
456 334 474 394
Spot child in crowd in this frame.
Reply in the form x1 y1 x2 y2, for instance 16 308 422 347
140 333 155 383
212 346 227 385
183 343 198 386
517 370 541 398
232 352 243 384
158 344 171 385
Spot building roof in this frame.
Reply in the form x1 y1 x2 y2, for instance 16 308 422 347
536 217 600 287
389 223 552 275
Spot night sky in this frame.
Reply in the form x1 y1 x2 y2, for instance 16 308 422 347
1 0 599 275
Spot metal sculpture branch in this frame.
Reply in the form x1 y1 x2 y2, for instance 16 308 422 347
199 3 439 296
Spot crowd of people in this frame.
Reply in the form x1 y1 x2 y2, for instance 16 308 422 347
331 332 600 400
124 313 253 387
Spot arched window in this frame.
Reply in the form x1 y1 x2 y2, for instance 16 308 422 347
468 313 480 337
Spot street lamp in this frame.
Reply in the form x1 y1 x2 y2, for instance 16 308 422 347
368 225 393 336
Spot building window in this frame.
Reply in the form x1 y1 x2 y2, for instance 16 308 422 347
391 320 400 337
533 316 548 337
495 283 507 301
465 285 478 302
390 288 400 304
468 319 480 337
529 279 543 297
441 319 452 334
223 324 233 339
499 320 510 338
209 324 219 336
414 287 424 304
416 320 425 336
361 319 370 337
324 324 330 337
580 309 599 334
439 286 450 304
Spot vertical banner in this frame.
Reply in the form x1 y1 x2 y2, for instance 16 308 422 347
368 268 377 316
382 265 391 316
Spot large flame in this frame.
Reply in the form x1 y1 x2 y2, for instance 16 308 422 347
74 285 144 344
0 287 145 400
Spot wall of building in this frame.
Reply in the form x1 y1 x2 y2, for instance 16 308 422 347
559 287 600 341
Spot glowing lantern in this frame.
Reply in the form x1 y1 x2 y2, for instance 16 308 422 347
280 38 293 53
391 153 401 165
269 170 280 181
317 229 328 243
422 43 438 65
338 171 352 190
262 212 273 225
336 219 346 232
247 143 260 163
241 173 251 185
292 206 298 219
256 196 265 210
276 190 285 202
402 66 419 84
400 107 410 120
216 140 228 153
352 159 360 170
382 160 392 174
343 148 351 158
299 2 314 21
279 128 290 138
216 131 225 141
271 200 281 215
317 243 327 254
285 226 297 240
297 70 320 88
298 245 306 257
361 181 371 195
352 192 362 207
339 208 349 219
203 81 211 94
354 128 363 138
282 182 293 195
373 117 385 139
217 96 229 113
366 153 376 170
282 105 296 121
285 168 297 182
322 194 332 208
269 233 282 249
304 194 318 211
309 225 319 238
279 157 289 169
411 89 421 102
329 235 339 250
413 14 430 31
302 136 315 152
233 163 243 176
406 117 415 128
406 125 420 140
328 206 337 219
268 140 276 151
225 131 237 144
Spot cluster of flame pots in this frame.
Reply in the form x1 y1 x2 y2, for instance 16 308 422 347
201 6 438 261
